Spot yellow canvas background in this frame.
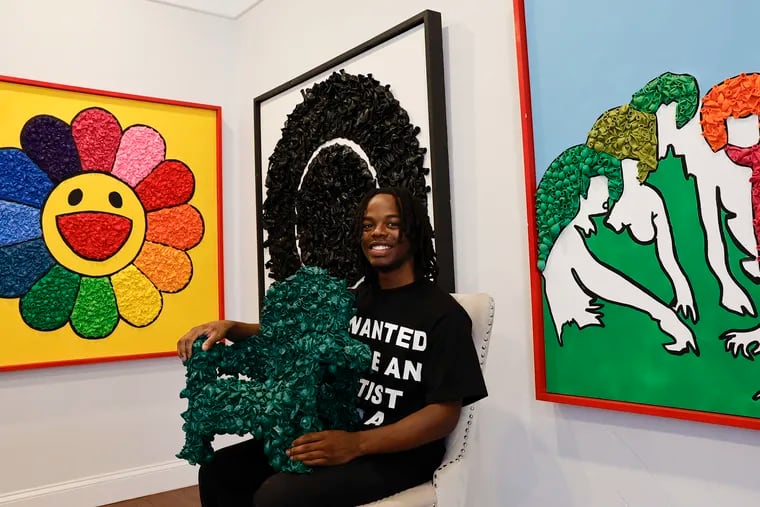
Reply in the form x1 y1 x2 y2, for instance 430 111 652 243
0 80 222 369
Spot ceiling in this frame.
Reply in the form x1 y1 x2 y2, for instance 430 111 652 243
147 0 264 19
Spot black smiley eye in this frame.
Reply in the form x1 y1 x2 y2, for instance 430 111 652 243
109 191 123 208
68 188 83 206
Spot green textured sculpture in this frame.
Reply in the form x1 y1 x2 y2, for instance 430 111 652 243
177 266 371 473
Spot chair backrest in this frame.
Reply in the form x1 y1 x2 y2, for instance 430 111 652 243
435 293 494 483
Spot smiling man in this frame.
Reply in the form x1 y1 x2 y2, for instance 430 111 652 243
178 186 487 507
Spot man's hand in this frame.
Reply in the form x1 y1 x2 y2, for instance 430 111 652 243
177 321 261 361
288 430 362 466
176 320 233 361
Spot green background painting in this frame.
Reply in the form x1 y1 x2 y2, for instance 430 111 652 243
543 151 760 419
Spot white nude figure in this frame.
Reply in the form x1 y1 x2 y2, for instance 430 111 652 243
696 74 760 359
537 145 697 355
657 104 756 314
605 158 697 322
719 115 760 360
631 73 758 316
587 103 698 323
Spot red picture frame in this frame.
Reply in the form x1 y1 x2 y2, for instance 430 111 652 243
512 0 760 430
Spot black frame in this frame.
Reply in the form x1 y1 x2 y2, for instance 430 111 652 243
253 9 453 305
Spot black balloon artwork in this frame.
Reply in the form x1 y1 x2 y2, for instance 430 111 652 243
263 70 431 284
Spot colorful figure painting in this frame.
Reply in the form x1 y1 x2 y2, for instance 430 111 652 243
517 0 760 428
0 76 223 370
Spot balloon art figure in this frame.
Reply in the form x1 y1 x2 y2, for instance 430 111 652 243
177 267 371 473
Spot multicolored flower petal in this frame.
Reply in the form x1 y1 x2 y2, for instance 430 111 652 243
0 201 41 246
111 265 162 326
1 107 204 341
112 125 165 187
71 277 119 338
146 204 203 250
0 148 54 207
0 239 56 297
20 265 81 331
134 242 192 293
72 108 122 172
135 160 195 211
20 115 81 183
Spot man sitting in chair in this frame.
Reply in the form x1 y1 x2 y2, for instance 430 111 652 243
176 187 488 507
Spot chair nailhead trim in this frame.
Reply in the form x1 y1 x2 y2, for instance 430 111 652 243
432 297 495 496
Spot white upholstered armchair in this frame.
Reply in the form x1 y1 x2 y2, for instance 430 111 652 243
359 293 495 507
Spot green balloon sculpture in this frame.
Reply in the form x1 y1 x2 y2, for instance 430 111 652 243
177 266 371 473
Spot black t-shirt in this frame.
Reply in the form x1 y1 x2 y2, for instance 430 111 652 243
350 278 488 462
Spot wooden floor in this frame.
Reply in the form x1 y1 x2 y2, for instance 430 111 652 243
100 486 200 507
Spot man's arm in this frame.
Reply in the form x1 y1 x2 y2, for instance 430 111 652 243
288 401 461 467
222 321 262 341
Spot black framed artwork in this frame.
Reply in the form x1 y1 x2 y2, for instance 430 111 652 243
253 9 453 304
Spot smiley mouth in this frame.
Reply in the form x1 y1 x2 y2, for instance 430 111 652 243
56 212 133 261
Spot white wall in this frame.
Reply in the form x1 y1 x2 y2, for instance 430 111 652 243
2 0 760 506
234 1 760 506
0 1 241 505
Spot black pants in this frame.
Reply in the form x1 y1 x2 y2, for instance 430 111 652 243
198 439 440 507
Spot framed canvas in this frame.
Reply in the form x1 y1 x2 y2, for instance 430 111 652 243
515 0 760 429
253 9 453 303
0 75 224 371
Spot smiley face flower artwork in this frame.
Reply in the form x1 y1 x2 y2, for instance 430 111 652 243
0 108 204 339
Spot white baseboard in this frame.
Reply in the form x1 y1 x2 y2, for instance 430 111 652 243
0 460 198 507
